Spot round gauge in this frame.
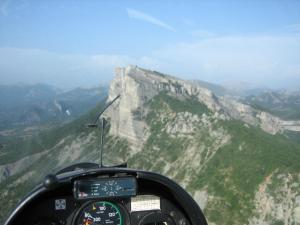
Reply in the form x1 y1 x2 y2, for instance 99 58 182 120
101 180 123 197
76 201 122 225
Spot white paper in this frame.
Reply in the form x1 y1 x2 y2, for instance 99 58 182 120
131 195 161 212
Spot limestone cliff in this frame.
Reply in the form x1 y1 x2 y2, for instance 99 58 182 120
105 65 300 149
105 65 223 152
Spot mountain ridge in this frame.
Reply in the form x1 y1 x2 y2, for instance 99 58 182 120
0 84 108 130
105 65 300 146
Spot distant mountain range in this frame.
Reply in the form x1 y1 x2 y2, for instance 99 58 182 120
243 90 300 120
0 67 299 225
0 84 108 130
195 80 271 98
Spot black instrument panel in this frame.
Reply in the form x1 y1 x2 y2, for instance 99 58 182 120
5 168 207 225
24 195 189 225
73 177 137 200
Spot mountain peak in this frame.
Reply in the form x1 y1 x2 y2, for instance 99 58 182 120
114 65 183 86
105 66 300 147
106 66 224 151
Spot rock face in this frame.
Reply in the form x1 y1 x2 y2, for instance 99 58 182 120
249 172 300 225
220 97 300 134
106 65 300 147
105 65 223 152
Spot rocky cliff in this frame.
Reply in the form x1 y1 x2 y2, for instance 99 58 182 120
105 65 300 146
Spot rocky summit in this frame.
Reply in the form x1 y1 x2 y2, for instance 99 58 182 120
106 65 300 144
0 66 300 225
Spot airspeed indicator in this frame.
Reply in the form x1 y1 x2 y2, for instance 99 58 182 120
77 201 122 225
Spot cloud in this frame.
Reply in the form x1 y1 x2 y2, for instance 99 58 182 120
1 33 299 89
0 47 161 88
126 8 176 32
150 34 300 88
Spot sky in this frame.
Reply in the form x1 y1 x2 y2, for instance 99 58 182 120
0 0 300 89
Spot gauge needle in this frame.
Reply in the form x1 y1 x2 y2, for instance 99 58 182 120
84 219 92 225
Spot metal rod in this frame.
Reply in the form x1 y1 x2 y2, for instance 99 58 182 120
92 95 120 125
86 94 121 168
100 117 106 167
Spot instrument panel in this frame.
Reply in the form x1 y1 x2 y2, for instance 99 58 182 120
19 175 191 225
26 196 186 225
74 177 137 200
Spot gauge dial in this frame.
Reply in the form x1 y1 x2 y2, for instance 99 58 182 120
74 177 137 200
101 180 123 197
77 201 122 225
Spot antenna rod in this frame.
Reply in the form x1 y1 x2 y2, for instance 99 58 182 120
87 95 121 168
100 117 106 167
92 95 120 125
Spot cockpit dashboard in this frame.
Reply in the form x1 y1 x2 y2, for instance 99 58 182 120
4 167 207 225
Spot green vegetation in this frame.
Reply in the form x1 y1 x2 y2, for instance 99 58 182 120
129 92 300 225
146 91 211 119
129 92 208 171
0 100 108 165
189 120 300 225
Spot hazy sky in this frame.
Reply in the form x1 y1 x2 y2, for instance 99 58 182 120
0 0 300 89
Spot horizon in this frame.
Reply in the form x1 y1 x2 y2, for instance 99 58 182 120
1 0 300 90
1 65 298 93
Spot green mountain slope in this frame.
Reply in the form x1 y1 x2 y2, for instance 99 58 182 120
129 92 300 225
